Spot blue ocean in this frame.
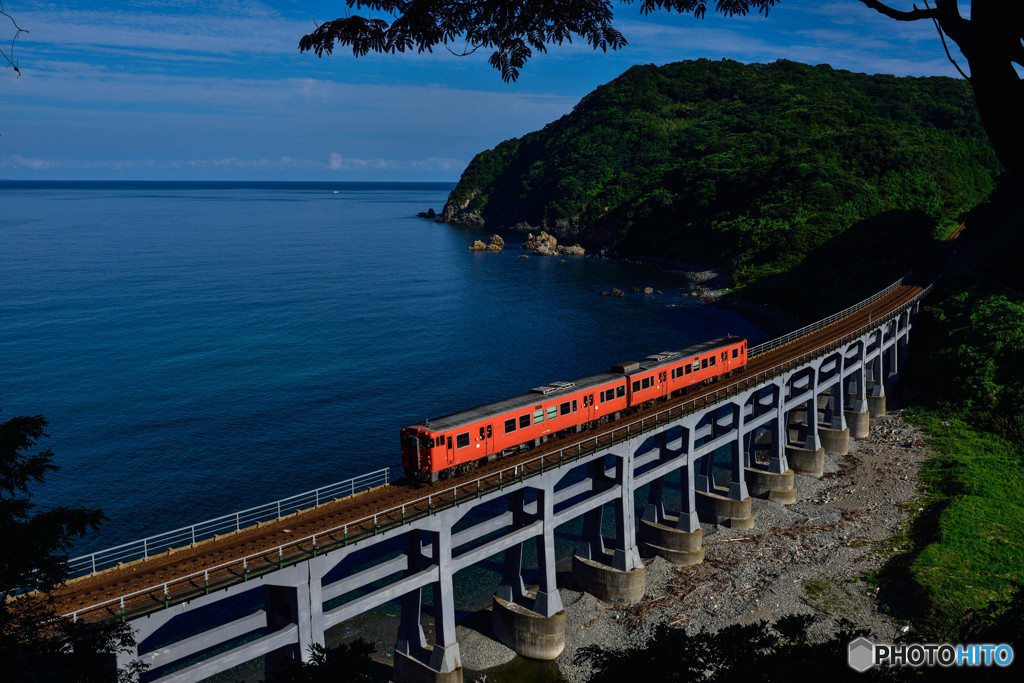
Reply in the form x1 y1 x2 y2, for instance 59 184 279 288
0 181 761 554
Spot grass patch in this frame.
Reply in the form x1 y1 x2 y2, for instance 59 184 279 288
900 410 1024 631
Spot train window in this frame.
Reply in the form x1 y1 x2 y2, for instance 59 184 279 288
547 406 558 420
710 356 716 366
721 352 727 361
534 408 545 423
560 401 571 415
642 377 651 389
447 436 452 449
590 394 594 406
456 432 469 448
572 399 578 411
617 385 625 398
733 348 739 358
486 425 492 438
632 381 640 392
505 418 517 434
427 438 435 448
519 414 530 429
701 358 708 369
479 427 485 440
685 364 692 375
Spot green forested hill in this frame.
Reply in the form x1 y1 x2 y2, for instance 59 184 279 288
442 59 999 283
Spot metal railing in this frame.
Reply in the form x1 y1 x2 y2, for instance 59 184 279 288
748 274 908 358
67 467 394 578
63 280 932 624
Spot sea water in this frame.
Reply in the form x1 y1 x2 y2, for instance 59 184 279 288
1 179 760 564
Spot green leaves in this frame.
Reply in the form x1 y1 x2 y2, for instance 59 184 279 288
0 407 136 681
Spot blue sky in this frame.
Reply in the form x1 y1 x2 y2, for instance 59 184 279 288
1 1 966 181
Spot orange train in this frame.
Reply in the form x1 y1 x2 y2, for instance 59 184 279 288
401 336 747 481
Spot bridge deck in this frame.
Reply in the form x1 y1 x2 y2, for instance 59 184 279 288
49 278 927 623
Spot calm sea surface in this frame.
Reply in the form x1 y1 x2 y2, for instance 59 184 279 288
0 181 761 554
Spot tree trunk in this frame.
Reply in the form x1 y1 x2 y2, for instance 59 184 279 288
962 1 1024 187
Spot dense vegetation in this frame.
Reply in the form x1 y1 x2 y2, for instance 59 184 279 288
0 409 143 681
444 59 999 284
883 178 1024 633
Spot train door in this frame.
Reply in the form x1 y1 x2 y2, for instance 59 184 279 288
479 423 494 456
445 435 455 467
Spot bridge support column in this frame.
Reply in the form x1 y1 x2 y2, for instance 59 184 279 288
639 446 705 565
744 407 797 503
493 488 565 660
845 366 870 438
819 382 849 456
394 528 462 683
786 399 824 478
886 338 900 384
264 558 326 677
396 531 428 659
868 356 887 418
573 446 646 604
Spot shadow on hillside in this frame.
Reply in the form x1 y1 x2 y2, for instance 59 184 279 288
725 208 941 323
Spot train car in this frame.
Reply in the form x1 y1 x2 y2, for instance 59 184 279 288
401 372 623 481
400 335 748 481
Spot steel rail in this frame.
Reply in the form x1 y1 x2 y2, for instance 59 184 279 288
61 280 932 624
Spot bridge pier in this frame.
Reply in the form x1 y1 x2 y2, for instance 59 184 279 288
786 400 824 478
694 403 755 528
845 365 870 438
819 382 849 456
868 356 887 418
743 407 796 504
639 451 705 564
572 451 646 604
263 560 326 676
492 488 565 660
394 528 462 683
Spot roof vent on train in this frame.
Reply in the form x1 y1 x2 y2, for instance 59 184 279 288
530 381 576 395
611 361 640 374
645 351 679 362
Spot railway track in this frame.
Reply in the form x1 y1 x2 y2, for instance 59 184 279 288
48 276 928 624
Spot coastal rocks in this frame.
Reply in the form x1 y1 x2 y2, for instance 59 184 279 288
693 285 725 303
450 211 485 226
598 288 626 297
643 287 654 295
523 231 558 251
469 235 506 253
416 208 437 219
521 231 585 256
684 269 720 284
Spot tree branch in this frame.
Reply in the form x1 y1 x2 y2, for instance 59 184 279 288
856 0 936 22
925 0 969 80
1 0 27 76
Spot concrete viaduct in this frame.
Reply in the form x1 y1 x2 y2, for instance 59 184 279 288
60 277 930 683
